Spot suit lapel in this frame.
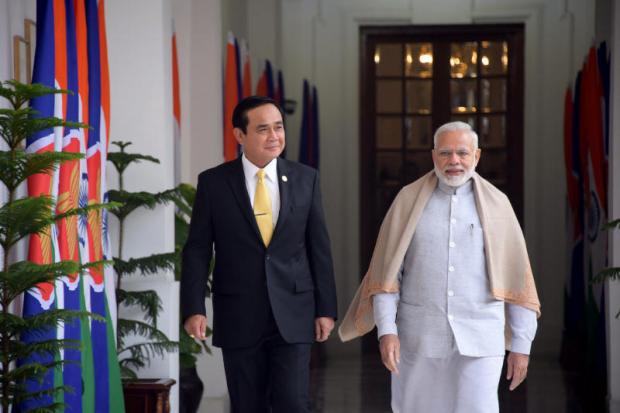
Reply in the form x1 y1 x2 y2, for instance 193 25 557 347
227 158 263 242
273 158 292 238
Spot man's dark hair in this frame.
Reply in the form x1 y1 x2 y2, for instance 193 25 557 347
232 96 284 134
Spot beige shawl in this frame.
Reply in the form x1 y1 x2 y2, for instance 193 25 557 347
338 171 541 342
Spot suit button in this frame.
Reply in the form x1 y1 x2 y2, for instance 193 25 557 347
266 255 270 260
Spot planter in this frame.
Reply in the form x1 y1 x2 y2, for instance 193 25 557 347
122 378 176 413
179 366 204 413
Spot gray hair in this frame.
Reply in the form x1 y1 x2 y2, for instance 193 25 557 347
433 121 479 149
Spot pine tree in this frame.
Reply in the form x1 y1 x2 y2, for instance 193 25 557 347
0 80 106 412
107 141 178 379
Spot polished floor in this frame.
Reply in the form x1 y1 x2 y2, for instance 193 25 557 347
309 351 596 413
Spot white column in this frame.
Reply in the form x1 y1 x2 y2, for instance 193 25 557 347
185 0 229 411
106 0 179 411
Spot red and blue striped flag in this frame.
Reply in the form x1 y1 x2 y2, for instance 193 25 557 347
223 31 240 162
255 59 274 98
172 22 182 184
241 39 252 99
20 1 123 411
298 80 319 169
83 1 123 411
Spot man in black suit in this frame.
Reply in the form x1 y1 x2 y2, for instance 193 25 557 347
181 96 338 412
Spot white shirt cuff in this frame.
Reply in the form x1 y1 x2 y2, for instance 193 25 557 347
373 292 399 339
510 336 533 354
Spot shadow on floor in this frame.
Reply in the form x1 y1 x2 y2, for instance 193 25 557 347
309 352 599 412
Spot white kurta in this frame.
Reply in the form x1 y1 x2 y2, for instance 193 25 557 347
374 178 537 412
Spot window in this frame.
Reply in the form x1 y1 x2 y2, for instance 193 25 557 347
360 24 524 272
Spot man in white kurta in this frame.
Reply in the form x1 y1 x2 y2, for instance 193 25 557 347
372 122 538 412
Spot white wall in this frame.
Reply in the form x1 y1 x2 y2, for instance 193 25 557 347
607 2 620 411
106 0 179 411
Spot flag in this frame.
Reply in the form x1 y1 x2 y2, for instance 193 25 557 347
20 2 122 411
73 0 96 409
275 69 286 158
172 21 182 184
20 0 66 409
581 47 607 394
562 45 610 402
57 1 84 410
298 80 319 169
561 81 586 368
97 1 125 410
223 31 239 161
255 59 274 98
240 39 252 98
83 1 124 411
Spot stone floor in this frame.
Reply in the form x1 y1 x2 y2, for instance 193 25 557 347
308 352 599 412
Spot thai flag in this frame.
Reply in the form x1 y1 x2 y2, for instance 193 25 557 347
298 80 319 169
172 22 182 184
275 69 286 158
223 31 240 162
255 59 274 98
20 0 65 410
241 39 252 98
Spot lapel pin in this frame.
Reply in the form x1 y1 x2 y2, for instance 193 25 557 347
282 175 288 182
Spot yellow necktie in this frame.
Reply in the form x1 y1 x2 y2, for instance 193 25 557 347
254 169 273 246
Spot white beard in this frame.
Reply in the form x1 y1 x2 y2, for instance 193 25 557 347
434 164 475 187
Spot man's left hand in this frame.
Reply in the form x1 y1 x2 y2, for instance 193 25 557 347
315 317 335 342
506 351 529 391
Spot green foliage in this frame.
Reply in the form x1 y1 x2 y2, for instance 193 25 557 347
0 151 82 193
0 80 104 412
0 197 110 252
113 252 177 278
594 218 620 318
108 140 179 379
107 188 180 221
107 141 159 176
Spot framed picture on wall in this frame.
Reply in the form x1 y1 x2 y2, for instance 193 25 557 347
13 36 28 84
24 19 36 83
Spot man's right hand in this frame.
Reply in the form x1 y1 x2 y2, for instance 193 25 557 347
184 314 208 341
379 334 400 374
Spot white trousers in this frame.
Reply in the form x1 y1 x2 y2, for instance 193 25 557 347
391 347 504 413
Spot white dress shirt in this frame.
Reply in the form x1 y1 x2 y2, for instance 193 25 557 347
241 154 280 226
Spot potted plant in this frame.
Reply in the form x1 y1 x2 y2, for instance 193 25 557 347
107 141 179 409
0 80 104 411
173 183 212 413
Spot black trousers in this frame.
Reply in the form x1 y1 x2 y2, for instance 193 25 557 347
222 327 312 413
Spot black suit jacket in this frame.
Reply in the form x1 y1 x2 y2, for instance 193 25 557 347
181 157 337 349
